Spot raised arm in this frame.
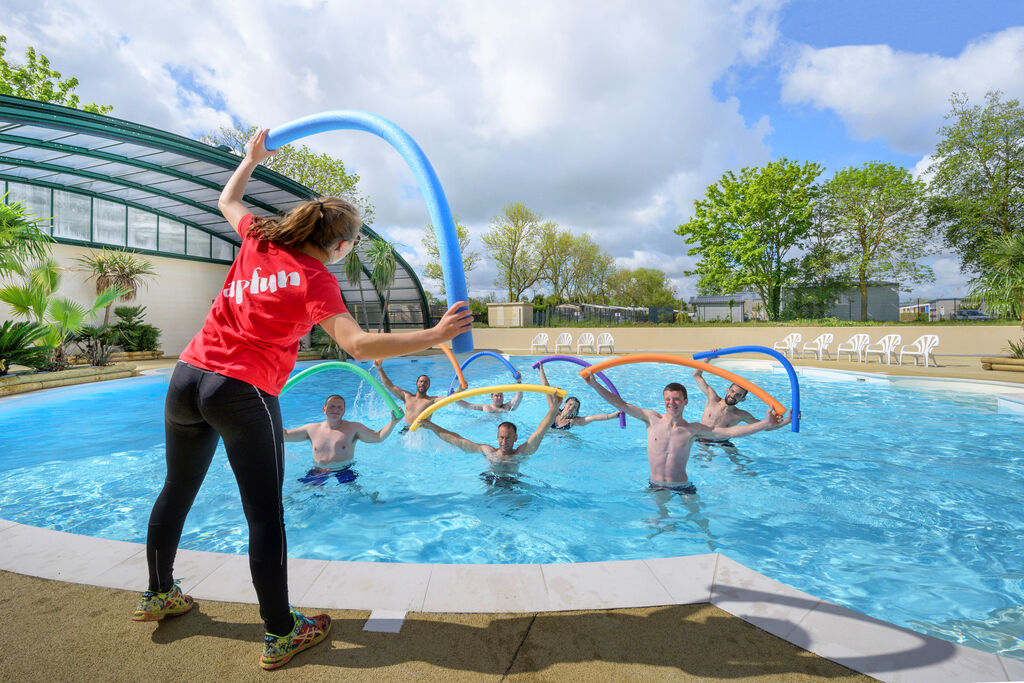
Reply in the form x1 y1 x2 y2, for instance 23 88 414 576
218 129 276 234
353 412 402 444
582 374 653 424
572 410 623 426
518 399 562 457
283 423 313 442
506 387 524 411
373 359 410 400
696 409 790 441
419 420 489 455
692 368 718 401
456 400 487 411
324 304 472 362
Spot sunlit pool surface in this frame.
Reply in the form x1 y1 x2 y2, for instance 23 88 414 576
1 356 1022 659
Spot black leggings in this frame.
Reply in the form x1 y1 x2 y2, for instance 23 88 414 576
146 362 292 635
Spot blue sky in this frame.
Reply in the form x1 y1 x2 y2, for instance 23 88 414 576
3 1 1023 301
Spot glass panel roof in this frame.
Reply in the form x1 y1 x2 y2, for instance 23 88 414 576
0 95 428 332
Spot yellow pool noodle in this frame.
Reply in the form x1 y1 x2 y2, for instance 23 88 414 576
409 383 567 432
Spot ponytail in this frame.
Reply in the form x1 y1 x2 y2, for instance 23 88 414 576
248 197 361 251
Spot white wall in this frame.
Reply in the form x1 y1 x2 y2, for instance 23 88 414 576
1 244 230 355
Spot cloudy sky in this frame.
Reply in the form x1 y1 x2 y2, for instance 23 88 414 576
4 0 1023 302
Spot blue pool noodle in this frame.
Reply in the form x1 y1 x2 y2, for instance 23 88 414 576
266 111 473 353
691 345 801 432
448 351 521 394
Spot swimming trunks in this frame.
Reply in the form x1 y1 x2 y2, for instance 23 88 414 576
698 438 735 448
648 479 697 494
299 466 357 486
480 471 521 487
399 426 410 434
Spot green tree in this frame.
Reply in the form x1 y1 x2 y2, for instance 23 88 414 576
202 125 374 223
927 91 1024 272
785 199 848 319
364 237 397 333
0 193 52 278
481 202 552 301
343 248 371 330
676 159 822 320
75 248 156 325
0 35 112 113
606 267 678 308
823 162 933 321
420 217 480 294
968 231 1024 325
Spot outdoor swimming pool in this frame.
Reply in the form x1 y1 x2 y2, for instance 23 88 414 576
1 356 1022 660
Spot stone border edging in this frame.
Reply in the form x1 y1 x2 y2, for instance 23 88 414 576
0 365 138 397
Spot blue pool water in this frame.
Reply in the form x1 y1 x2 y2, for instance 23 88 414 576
1 356 1022 659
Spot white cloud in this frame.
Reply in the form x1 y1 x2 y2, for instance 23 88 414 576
3 0 782 298
779 27 1024 155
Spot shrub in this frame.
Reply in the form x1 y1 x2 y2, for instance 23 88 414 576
112 306 161 352
0 320 51 375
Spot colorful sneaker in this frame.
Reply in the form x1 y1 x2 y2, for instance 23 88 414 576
131 580 195 621
260 609 331 670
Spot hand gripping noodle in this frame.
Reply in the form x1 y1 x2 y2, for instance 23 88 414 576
579 354 788 419
409 384 565 432
438 344 467 391
266 111 473 352
281 361 402 419
692 345 801 432
532 355 626 428
447 351 521 395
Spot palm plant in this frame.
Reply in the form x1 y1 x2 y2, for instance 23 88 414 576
75 323 118 366
968 232 1024 326
75 248 155 325
0 320 50 375
343 246 370 330
364 237 397 333
1 259 128 370
0 193 52 278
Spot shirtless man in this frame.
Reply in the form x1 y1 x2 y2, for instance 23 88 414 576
419 398 561 480
284 394 401 484
692 368 759 448
583 375 789 494
374 359 440 430
456 382 524 413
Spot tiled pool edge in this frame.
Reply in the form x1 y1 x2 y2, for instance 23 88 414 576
1 520 1019 682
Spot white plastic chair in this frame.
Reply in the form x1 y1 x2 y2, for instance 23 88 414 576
553 332 573 353
800 333 834 360
576 332 596 353
899 334 940 367
836 333 870 362
530 333 549 354
772 333 802 358
864 334 902 364
596 332 615 353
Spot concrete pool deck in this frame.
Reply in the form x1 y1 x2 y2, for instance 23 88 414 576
1 354 1023 680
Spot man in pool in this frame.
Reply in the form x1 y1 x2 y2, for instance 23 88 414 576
583 374 789 494
456 381 524 413
374 359 441 431
418 397 561 481
284 394 402 484
691 368 759 448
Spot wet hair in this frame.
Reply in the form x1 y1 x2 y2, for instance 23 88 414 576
561 396 581 420
498 421 518 436
247 197 361 251
323 394 345 407
417 374 431 385
729 383 748 397
663 382 687 399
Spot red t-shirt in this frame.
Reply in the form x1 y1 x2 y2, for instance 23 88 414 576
180 214 348 395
